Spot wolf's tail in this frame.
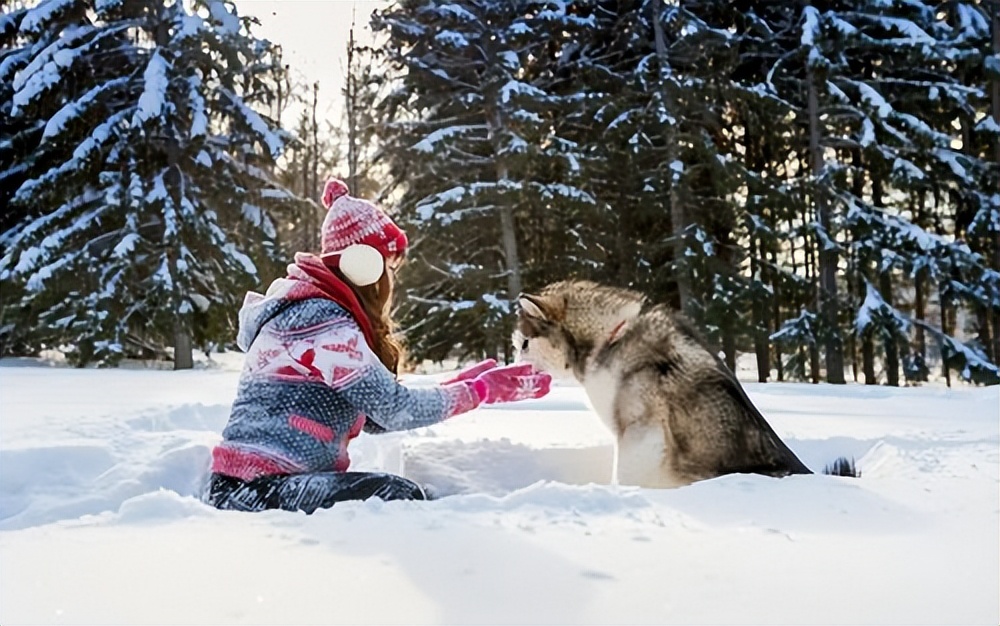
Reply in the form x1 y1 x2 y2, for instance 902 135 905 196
822 456 859 477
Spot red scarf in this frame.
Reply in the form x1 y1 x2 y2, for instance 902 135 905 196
289 252 378 352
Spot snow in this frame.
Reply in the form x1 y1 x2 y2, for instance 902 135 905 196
954 4 988 39
188 77 208 137
43 77 128 140
416 186 469 220
859 117 875 147
976 116 1000 134
892 156 925 180
18 0 75 35
12 205 102 279
434 4 476 22
935 149 968 178
208 0 241 35
500 79 547 104
857 82 892 118
504 134 529 154
855 281 908 334
13 24 85 92
132 52 169 128
189 293 211 312
827 82 849 103
0 10 19 35
242 203 276 238
871 16 935 43
221 88 284 158
147 172 169 203
607 110 633 131
434 30 468 48
986 54 1000 75
481 293 510 313
175 13 204 40
537 182 595 204
411 125 483 153
0 358 996 625
112 233 140 258
95 0 124 12
897 113 951 146
499 50 519 69
566 152 580 172
222 242 258 276
801 6 819 47
11 39 82 114
25 256 71 291
510 22 532 36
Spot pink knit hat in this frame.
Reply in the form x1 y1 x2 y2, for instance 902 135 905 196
320 179 408 260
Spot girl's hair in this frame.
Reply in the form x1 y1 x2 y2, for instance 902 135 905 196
328 264 404 376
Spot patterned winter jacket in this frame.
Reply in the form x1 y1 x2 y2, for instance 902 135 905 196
211 259 480 481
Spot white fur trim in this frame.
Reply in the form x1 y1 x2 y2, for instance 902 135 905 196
336 244 384 286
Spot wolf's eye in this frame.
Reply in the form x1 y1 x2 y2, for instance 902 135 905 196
521 339 529 350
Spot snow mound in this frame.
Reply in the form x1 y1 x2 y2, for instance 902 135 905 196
0 359 997 625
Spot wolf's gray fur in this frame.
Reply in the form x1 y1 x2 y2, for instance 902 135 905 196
514 280 846 488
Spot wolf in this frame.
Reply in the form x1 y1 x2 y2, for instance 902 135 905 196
513 280 856 488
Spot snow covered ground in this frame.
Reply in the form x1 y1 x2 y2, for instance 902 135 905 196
1 355 997 625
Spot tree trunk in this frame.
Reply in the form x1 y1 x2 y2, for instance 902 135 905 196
879 272 899 386
915 268 926 358
808 66 845 384
487 107 523 300
872 173 898 386
615 175 633 285
770 245 783 382
860 251 876 385
940 282 953 388
750 234 769 382
849 149 865 383
992 3 1000 366
173 320 193 371
652 0 690 314
310 81 320 247
800 201 820 383
346 24 359 195
746 122 770 383
846 241 859 383
914 194 927 363
722 324 737 373
154 10 194 371
862 332 876 384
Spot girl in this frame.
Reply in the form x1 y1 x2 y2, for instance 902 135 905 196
206 179 551 513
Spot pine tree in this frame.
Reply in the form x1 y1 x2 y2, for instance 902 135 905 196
0 0 307 367
828 0 1000 385
557 0 751 369
373 0 597 362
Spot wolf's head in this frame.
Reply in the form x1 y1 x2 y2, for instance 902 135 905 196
513 280 645 380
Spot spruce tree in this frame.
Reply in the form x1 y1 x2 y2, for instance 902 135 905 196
373 0 597 361
0 0 307 367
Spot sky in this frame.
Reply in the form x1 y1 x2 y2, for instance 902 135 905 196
232 0 385 127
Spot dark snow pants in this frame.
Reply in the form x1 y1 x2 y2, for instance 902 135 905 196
206 471 426 513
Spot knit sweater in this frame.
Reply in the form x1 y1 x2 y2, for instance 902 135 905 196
211 268 480 481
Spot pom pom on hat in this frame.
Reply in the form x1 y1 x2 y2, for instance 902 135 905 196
322 179 350 209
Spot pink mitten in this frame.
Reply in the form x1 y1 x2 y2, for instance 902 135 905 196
442 359 498 385
471 363 552 404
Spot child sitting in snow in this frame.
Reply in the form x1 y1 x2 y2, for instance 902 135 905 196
206 179 551 512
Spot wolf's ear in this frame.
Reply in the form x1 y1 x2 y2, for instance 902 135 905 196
518 293 566 322
517 294 549 320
